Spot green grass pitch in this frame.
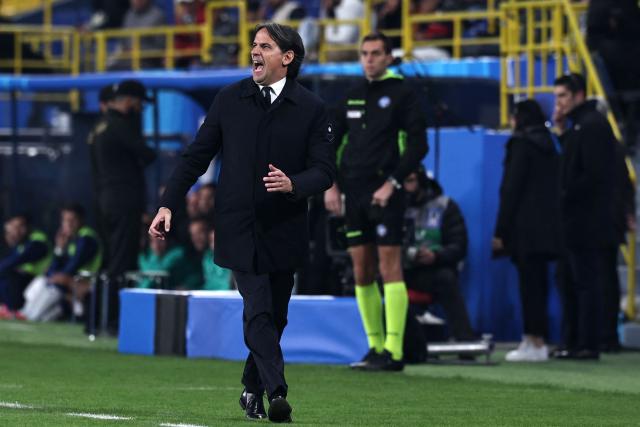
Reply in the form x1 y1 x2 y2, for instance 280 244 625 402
1 320 639 426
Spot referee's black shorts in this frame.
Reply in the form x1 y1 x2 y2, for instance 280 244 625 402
343 185 406 247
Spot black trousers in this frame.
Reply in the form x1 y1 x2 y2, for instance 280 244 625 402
558 248 607 353
404 267 475 341
234 270 295 399
0 272 33 311
515 254 551 339
601 247 621 347
101 206 142 330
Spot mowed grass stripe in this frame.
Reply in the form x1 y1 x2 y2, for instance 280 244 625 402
1 321 640 425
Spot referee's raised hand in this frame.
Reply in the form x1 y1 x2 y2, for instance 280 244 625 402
148 207 172 240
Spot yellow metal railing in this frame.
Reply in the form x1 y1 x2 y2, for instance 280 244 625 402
401 0 500 59
0 25 78 74
81 25 208 72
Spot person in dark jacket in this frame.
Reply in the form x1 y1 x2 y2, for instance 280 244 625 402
0 214 51 319
553 73 617 360
89 79 157 331
601 134 636 352
149 23 335 423
493 99 561 362
403 168 475 342
325 32 428 372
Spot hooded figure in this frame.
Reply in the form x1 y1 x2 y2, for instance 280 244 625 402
494 99 561 363
495 100 561 260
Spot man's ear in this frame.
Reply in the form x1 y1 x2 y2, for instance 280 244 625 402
282 50 294 67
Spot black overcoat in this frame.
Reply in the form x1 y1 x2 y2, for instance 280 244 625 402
495 125 561 259
560 100 616 250
161 77 335 273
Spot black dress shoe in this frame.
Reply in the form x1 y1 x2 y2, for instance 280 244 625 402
239 389 267 420
601 343 622 353
555 349 600 360
364 350 404 371
268 395 292 423
349 348 381 370
571 349 600 360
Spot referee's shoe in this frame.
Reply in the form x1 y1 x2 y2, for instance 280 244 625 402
350 349 404 371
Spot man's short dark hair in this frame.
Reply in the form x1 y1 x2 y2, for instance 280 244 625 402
6 213 31 226
253 23 305 80
361 32 393 55
61 203 86 221
554 72 586 95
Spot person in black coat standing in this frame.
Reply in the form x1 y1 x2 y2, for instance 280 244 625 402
149 23 335 423
552 73 617 360
493 99 561 362
90 79 157 332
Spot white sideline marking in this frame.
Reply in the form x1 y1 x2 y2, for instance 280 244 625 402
0 384 24 389
160 423 208 427
66 412 132 421
0 401 34 409
173 386 237 391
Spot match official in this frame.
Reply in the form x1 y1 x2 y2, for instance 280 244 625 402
325 33 428 371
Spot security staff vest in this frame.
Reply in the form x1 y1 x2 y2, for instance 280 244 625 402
67 226 103 274
17 230 52 276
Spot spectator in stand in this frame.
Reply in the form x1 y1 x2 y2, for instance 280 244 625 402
202 228 232 290
403 167 475 343
186 189 200 219
22 204 102 322
174 0 205 69
493 99 561 362
301 0 364 62
86 0 130 30
197 183 216 217
267 0 307 22
137 235 189 289
174 217 211 290
0 214 51 320
109 0 166 69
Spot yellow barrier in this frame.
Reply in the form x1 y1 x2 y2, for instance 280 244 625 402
82 25 207 71
0 25 77 74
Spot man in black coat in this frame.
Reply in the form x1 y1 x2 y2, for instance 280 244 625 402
90 79 156 332
149 23 335 423
553 73 617 360
402 168 475 342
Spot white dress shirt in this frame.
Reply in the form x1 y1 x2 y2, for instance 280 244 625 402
258 76 287 104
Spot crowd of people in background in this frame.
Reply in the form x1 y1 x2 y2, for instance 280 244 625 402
74 0 498 69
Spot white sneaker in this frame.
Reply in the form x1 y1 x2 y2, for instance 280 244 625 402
505 341 549 362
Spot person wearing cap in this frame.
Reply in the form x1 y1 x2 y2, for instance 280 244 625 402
98 84 116 113
149 23 334 423
91 79 156 332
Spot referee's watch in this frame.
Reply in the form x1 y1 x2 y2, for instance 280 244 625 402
387 176 402 190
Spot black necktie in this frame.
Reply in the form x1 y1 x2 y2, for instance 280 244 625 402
261 86 272 109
